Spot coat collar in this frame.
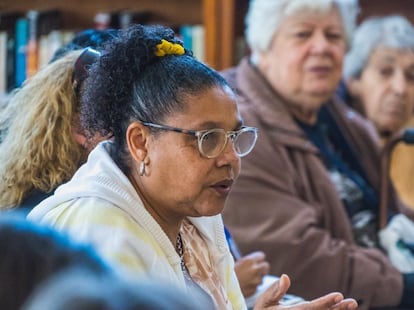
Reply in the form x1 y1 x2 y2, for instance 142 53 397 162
234 58 320 153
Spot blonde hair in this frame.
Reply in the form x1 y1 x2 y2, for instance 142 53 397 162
0 50 83 208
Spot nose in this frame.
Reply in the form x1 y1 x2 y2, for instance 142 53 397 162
216 137 239 166
309 32 331 54
391 71 407 95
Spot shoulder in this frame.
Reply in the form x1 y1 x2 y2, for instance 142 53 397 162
330 96 381 145
35 198 139 234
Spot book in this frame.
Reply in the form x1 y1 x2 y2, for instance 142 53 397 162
0 32 7 94
191 24 204 62
26 10 39 79
0 11 23 92
179 24 205 62
179 25 193 52
26 9 62 77
15 17 28 87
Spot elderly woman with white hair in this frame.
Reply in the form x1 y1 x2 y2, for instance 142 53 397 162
221 0 414 309
343 15 414 210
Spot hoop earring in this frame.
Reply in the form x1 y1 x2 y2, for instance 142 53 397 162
139 161 146 176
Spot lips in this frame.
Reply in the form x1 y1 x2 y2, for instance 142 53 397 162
308 66 332 75
211 179 234 196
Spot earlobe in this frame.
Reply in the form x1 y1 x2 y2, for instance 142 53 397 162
72 131 88 148
126 122 148 162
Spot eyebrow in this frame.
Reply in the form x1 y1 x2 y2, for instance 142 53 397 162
196 119 244 131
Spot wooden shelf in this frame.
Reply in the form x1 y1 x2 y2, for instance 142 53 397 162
0 0 239 69
0 0 252 70
359 0 414 24
0 0 202 29
2 0 414 71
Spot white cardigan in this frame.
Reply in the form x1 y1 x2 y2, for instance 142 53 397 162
28 141 246 310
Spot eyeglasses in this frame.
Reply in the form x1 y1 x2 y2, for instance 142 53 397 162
142 122 258 159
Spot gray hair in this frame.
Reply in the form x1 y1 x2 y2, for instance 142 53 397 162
245 0 359 64
343 15 414 79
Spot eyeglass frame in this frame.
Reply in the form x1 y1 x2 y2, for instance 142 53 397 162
141 121 258 159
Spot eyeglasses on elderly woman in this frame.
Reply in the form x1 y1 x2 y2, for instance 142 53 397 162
142 122 258 159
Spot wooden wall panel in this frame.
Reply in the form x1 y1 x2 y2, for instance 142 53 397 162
359 0 414 24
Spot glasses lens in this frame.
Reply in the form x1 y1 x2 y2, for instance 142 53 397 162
200 129 226 158
233 128 258 157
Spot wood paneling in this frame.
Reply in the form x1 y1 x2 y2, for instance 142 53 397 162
3 0 412 71
0 0 202 30
359 0 414 24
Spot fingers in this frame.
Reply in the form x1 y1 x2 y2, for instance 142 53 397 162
305 292 358 310
244 251 267 261
243 251 270 278
258 260 270 276
254 274 291 309
331 298 358 310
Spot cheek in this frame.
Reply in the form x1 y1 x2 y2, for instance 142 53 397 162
358 79 384 114
407 89 414 112
158 158 210 199
364 97 382 122
333 47 346 64
266 56 299 93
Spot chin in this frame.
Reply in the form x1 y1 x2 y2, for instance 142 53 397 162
198 204 225 217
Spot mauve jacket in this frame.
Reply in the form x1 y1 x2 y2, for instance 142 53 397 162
221 58 403 309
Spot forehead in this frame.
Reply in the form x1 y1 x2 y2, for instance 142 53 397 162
368 47 414 67
168 86 241 129
279 6 343 30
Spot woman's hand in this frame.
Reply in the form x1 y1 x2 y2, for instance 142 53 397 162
254 274 358 310
235 251 270 297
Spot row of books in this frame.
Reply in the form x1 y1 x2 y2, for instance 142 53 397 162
0 9 205 95
0 9 74 94
93 10 205 61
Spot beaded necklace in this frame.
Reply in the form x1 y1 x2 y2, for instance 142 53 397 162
176 233 194 283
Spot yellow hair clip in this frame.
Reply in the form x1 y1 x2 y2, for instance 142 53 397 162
155 39 185 57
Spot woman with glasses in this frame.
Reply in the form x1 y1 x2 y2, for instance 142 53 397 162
29 24 357 310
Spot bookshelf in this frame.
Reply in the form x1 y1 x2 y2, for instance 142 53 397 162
0 0 246 70
3 0 413 74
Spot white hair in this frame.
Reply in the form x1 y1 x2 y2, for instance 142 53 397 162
343 15 414 79
245 0 359 64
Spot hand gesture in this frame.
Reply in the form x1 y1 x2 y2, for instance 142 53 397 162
235 251 270 297
254 274 358 310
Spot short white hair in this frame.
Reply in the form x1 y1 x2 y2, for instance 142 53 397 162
343 15 414 79
245 0 359 63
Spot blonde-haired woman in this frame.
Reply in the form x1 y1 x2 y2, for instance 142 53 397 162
0 48 105 210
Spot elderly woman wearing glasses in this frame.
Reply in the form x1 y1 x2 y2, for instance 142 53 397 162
29 24 357 310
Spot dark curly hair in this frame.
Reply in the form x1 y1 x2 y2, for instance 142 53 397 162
80 24 229 172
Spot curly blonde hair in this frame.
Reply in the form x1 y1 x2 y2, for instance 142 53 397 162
0 50 83 208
